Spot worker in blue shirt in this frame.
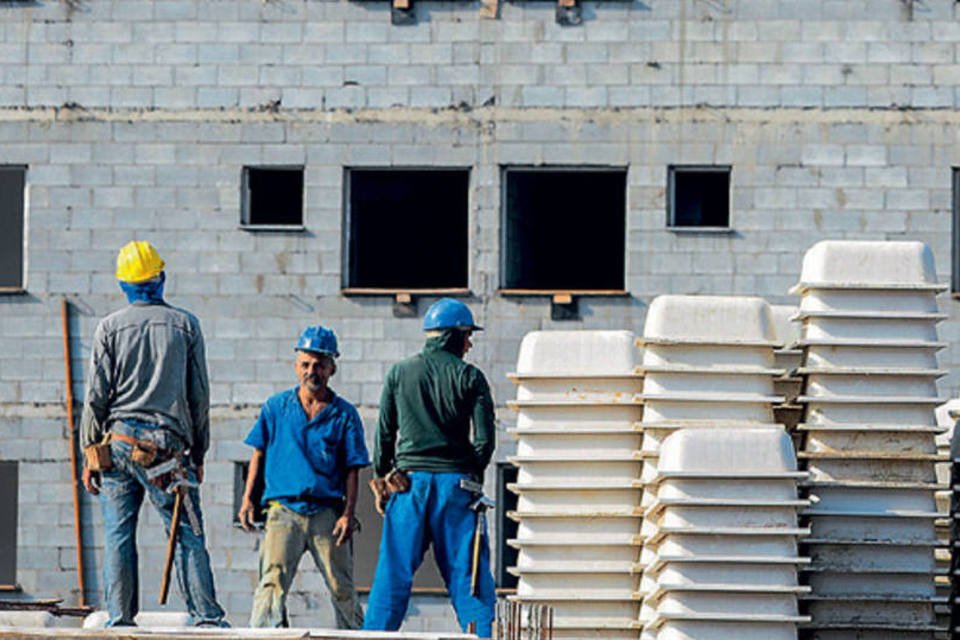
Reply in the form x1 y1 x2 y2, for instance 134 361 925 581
238 326 370 629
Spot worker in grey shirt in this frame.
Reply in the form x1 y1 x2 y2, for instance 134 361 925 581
80 241 227 628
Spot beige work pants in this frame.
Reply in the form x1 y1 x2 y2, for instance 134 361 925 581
249 502 364 629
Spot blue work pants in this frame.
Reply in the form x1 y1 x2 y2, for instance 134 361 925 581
363 472 496 636
98 421 226 627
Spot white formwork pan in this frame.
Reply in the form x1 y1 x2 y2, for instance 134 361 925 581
803 373 940 397
804 542 935 572
790 240 941 289
512 375 644 402
808 486 937 511
514 431 641 456
639 397 777 423
640 371 778 396
513 403 642 429
642 619 799 640
801 343 942 369
514 459 642 486
799 315 942 342
655 428 798 474
794 457 938 483
641 295 778 344
804 513 937 543
803 597 936 626
641 342 777 368
515 513 641 541
514 330 638 376
803 569 937 597
516 487 640 511
798 288 940 314
644 502 806 529
653 477 800 501
801 428 940 453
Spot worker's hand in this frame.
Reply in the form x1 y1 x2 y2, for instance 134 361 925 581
82 467 100 495
332 514 354 546
369 477 388 516
385 469 410 494
238 496 257 532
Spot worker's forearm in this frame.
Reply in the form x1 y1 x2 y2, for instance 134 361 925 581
343 468 359 518
242 450 263 501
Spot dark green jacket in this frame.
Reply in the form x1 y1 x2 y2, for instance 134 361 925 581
374 331 496 477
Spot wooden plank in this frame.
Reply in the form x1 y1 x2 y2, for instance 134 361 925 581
479 0 499 19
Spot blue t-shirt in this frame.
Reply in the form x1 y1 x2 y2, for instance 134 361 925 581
244 387 371 515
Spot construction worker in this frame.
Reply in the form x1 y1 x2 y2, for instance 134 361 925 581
79 241 227 628
238 326 369 629
364 298 497 636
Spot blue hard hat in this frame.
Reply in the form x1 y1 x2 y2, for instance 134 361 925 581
295 325 339 357
423 298 483 332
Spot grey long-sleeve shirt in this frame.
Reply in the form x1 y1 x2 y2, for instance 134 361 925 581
79 301 210 466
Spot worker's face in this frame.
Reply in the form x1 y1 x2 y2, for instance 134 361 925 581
295 351 336 392
462 330 473 357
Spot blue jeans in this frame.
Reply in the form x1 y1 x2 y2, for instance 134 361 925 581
98 421 226 627
363 472 496 636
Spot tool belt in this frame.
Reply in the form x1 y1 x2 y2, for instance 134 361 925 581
83 431 178 474
83 434 113 472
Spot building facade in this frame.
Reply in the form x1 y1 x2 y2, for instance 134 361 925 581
1 0 959 629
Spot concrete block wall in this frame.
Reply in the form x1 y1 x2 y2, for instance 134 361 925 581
1 0 960 630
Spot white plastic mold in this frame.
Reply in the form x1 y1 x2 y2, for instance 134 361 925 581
792 240 941 290
515 330 637 375
641 295 777 345
657 428 797 474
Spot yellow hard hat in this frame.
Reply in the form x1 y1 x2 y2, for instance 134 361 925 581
115 241 165 283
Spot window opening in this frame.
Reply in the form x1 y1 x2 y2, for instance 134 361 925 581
668 166 731 228
502 168 626 291
0 461 17 585
345 168 469 290
354 467 445 591
0 166 26 290
953 168 960 295
242 166 304 227
495 462 519 589
232 461 265 529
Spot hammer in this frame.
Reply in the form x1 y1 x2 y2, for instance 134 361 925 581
460 479 495 596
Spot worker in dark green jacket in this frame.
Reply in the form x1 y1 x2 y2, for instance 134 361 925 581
364 298 497 636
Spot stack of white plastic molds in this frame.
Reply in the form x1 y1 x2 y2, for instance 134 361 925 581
507 331 644 639
791 240 948 639
635 295 809 638
771 304 805 439
639 428 809 640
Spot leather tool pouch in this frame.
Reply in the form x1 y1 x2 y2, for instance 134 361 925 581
385 469 411 494
83 434 113 471
131 440 159 467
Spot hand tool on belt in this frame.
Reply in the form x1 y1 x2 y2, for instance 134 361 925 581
156 459 201 605
460 478 495 597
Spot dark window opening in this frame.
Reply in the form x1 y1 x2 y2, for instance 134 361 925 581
668 166 731 228
0 166 26 290
345 168 469 290
953 168 960 295
242 166 304 226
496 462 519 589
354 467 445 591
0 462 17 585
232 461 265 528
503 168 626 291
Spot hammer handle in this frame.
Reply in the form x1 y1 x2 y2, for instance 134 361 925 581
159 489 183 605
470 514 482 596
